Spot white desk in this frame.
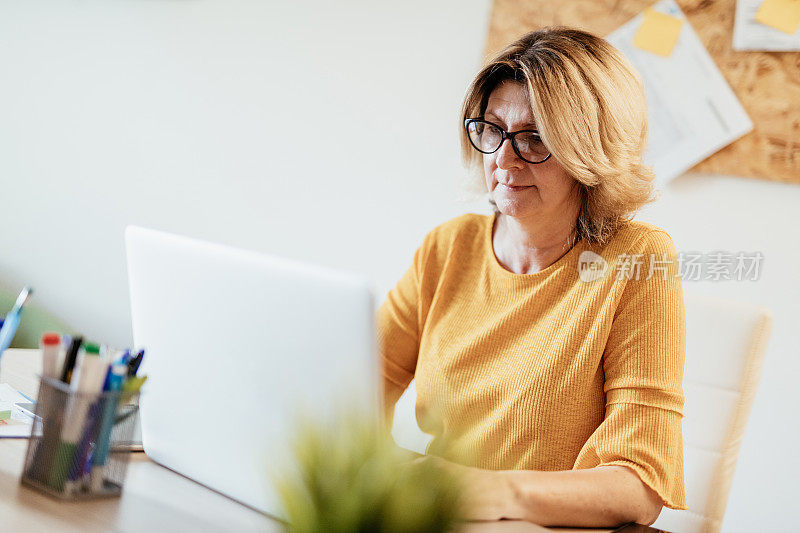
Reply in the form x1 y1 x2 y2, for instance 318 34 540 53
0 349 611 533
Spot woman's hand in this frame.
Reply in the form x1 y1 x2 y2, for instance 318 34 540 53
398 456 662 526
405 455 526 522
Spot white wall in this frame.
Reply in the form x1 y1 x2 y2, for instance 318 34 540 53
0 0 491 347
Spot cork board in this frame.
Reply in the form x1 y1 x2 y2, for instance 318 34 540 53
485 0 800 184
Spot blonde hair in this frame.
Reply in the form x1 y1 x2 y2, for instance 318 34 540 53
460 27 657 246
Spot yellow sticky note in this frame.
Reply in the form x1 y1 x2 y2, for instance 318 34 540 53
755 0 800 35
633 8 684 57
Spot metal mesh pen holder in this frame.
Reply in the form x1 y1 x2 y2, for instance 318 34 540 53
20 376 140 500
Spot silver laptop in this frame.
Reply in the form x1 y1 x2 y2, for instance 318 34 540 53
125 226 378 518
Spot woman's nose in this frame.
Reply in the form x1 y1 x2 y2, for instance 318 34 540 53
495 138 523 170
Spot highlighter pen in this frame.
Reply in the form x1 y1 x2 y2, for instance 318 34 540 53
60 336 84 384
123 374 147 394
0 287 33 358
90 363 127 492
48 343 108 491
112 375 147 426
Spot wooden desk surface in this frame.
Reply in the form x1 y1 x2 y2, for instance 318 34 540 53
0 349 610 533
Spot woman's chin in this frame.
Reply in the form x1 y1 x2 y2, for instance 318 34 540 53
493 194 535 218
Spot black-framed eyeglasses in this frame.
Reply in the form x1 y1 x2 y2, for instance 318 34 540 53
464 118 551 164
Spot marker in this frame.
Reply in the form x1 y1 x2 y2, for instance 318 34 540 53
113 375 147 426
0 287 33 357
60 336 84 384
28 335 79 485
127 349 145 378
48 343 109 491
40 333 61 379
57 335 71 375
123 374 147 394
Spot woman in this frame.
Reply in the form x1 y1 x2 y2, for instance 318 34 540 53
378 27 686 527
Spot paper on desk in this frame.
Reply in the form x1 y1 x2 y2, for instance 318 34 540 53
734 0 800 50
0 383 35 438
606 0 753 187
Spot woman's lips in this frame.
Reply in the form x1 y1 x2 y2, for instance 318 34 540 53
499 183 533 191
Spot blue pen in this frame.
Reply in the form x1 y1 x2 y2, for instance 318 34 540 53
117 349 131 366
90 363 127 491
0 287 33 358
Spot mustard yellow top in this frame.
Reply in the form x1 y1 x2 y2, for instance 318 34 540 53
377 213 687 510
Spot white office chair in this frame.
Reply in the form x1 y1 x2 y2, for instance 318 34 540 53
392 292 773 533
653 292 772 533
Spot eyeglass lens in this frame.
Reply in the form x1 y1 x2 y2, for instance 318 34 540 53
467 121 549 163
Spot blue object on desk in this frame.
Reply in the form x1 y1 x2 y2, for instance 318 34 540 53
90 363 127 490
0 287 33 358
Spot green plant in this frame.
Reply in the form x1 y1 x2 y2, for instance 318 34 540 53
275 410 463 533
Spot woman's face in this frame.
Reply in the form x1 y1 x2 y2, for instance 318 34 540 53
482 80 580 222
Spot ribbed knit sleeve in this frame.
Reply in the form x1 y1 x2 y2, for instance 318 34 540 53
573 230 687 510
376 237 427 423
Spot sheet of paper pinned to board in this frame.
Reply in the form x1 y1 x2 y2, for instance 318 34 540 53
734 0 800 51
606 0 753 189
633 8 684 57
756 0 800 34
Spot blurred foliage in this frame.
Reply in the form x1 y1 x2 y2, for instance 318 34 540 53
274 409 464 533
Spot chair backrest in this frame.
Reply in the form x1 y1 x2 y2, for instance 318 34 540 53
654 292 772 533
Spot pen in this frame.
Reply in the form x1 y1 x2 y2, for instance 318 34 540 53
60 336 84 384
127 349 145 377
90 363 127 491
64 397 103 495
112 375 147 426
122 374 147 394
0 287 33 358
58 335 71 374
117 349 131 366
